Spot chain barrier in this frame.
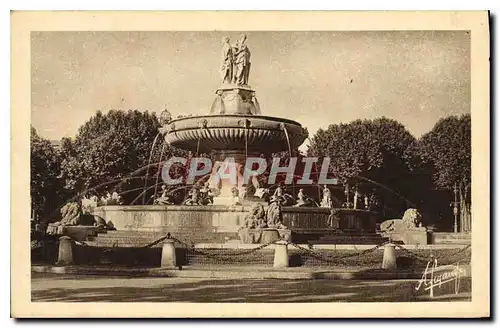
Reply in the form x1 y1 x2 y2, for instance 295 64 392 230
171 237 278 259
85 230 472 266
392 244 430 262
142 234 172 248
394 243 471 263
290 241 389 264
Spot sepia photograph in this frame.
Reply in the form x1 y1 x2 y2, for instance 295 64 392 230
11 11 490 318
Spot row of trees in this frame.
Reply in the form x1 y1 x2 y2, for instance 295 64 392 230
308 115 471 231
31 110 183 221
31 110 471 231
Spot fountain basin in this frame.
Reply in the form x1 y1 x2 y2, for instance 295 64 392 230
92 205 380 245
161 114 308 154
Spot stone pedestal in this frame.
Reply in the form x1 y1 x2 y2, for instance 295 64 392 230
210 85 260 115
209 150 262 206
212 196 242 206
57 236 74 265
383 229 429 245
382 243 396 270
273 241 289 268
238 228 290 244
161 239 177 268
401 229 429 245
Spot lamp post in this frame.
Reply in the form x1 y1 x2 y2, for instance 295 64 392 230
344 183 350 207
451 182 459 233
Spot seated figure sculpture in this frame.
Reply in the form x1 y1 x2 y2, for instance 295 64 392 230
238 201 288 243
326 208 341 230
266 201 287 229
110 192 122 205
199 182 214 205
294 189 316 207
99 191 123 206
183 186 202 205
81 195 98 214
154 185 174 205
242 203 267 229
269 185 295 206
99 192 112 206
230 186 242 205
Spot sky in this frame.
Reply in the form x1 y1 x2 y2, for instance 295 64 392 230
31 31 470 145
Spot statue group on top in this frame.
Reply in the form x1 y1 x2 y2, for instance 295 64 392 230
221 34 251 86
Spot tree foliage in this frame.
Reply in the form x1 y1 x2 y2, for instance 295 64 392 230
418 114 471 232
307 117 425 217
418 114 471 189
59 110 183 204
308 117 418 183
30 126 65 220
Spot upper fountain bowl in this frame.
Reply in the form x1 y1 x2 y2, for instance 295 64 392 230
161 114 308 154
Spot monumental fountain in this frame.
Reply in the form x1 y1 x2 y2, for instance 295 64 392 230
87 35 381 246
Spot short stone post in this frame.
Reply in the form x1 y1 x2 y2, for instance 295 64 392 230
161 239 177 268
57 236 74 265
382 243 397 270
273 241 289 268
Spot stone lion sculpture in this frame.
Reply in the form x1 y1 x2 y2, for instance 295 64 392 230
379 208 424 232
401 208 423 229
46 202 83 235
59 202 82 225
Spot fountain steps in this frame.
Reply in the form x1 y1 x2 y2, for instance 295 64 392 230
85 229 238 247
290 229 387 244
316 235 387 245
432 232 471 244
84 229 386 247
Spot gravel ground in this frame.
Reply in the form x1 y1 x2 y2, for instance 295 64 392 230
31 272 471 303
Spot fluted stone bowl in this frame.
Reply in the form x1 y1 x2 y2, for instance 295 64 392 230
161 114 308 154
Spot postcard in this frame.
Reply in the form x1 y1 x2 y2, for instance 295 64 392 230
11 10 489 318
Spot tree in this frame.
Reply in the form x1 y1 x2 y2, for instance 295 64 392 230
418 114 471 232
307 117 423 217
30 126 65 221
59 110 185 204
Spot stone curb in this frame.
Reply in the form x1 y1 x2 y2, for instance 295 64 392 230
32 264 471 280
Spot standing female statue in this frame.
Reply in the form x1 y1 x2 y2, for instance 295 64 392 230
220 37 234 84
232 34 251 85
320 185 333 208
